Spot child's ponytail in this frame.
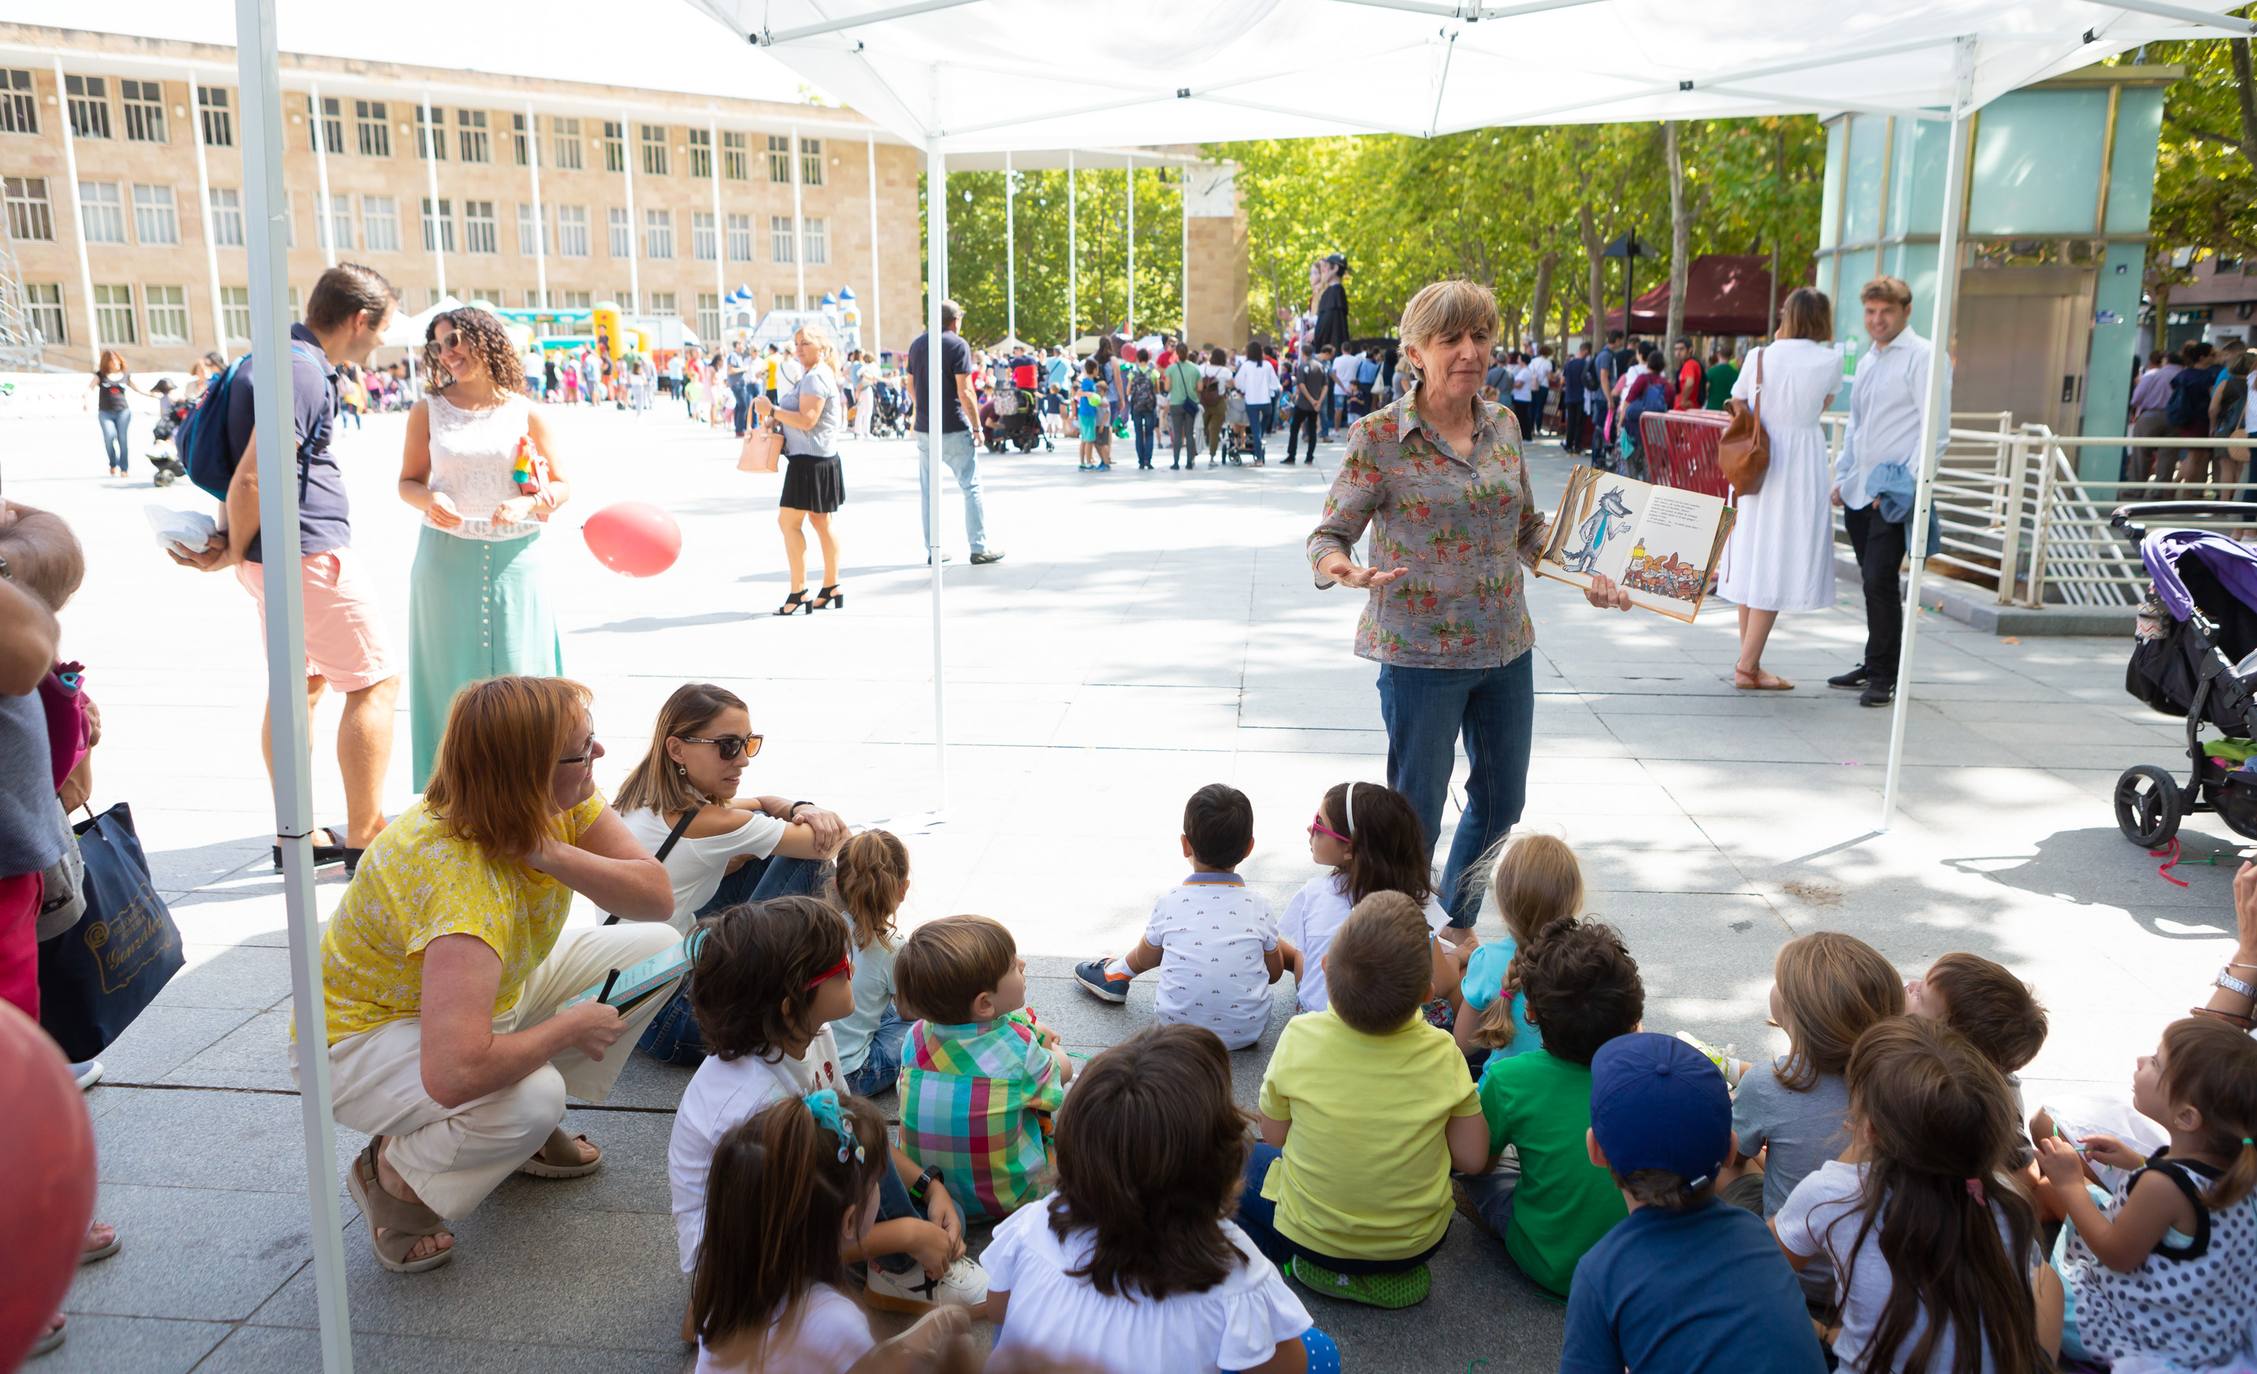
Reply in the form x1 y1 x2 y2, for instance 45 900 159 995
1469 834 1585 1050
831 829 910 951
2158 1016 2257 1209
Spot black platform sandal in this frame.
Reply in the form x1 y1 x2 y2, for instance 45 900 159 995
774 590 812 616
810 584 845 611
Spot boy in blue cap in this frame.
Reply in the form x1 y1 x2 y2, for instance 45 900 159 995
1562 1032 1826 1374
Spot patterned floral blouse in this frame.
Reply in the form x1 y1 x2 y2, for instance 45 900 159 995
1307 392 1548 668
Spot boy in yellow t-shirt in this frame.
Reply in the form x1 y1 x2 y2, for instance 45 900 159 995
1237 891 1489 1308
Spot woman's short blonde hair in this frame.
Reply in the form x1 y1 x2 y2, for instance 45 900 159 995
1399 280 1501 357
795 317 844 377
424 676 594 859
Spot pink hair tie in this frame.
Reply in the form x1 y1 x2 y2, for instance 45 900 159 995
1964 1178 1987 1205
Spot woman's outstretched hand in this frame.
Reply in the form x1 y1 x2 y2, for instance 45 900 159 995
1336 563 1409 590
1584 573 1632 611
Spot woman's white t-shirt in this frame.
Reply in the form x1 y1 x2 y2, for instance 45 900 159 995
981 1201 1311 1374
693 1283 873 1374
669 1026 843 1272
1233 359 1279 405
621 805 788 933
1277 872 1450 1013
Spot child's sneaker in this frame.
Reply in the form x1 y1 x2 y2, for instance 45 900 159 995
865 1254 989 1314
1073 957 1132 1004
1286 1256 1431 1309
1673 1031 1746 1090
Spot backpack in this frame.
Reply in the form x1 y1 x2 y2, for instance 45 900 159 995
1196 370 1220 405
181 341 328 501
1128 366 1156 414
2168 367 2213 430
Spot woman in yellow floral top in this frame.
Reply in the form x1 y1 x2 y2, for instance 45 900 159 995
313 675 676 1274
1308 280 1629 938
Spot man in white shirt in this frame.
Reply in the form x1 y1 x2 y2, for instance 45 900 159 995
1527 345 1555 437
1330 347 1361 433
1829 275 1952 709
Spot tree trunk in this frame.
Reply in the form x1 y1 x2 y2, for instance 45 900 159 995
1664 120 1690 350
1578 203 1607 350
2150 277 2173 354
1559 287 1573 355
1530 251 1558 354
1503 304 1524 350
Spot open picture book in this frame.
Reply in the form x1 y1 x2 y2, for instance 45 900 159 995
1534 467 1734 623
560 933 694 1018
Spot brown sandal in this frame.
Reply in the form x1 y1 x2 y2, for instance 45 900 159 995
345 1140 454 1273
515 1126 603 1180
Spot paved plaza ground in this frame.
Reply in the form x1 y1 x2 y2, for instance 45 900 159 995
10 394 2242 1372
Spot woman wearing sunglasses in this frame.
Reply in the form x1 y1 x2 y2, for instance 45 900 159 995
398 306 571 791
614 681 848 1064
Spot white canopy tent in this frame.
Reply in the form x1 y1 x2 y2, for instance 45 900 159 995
214 0 2249 1367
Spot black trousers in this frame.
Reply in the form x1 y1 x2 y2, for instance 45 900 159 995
1843 504 1908 683
1286 406 1321 462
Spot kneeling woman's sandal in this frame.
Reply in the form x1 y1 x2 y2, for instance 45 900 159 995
515 1126 603 1179
345 1140 453 1273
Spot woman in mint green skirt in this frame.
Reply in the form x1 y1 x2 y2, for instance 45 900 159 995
397 308 571 790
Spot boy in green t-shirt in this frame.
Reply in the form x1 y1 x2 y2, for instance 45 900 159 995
1460 918 1646 1297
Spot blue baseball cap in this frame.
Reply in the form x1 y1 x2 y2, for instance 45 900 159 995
1588 1032 1732 1188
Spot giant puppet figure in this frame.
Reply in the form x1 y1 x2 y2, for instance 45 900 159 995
1310 252 1351 356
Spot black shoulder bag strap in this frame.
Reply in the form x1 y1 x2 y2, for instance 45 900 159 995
602 808 696 926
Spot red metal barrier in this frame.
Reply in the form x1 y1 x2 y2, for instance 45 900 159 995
1638 409 1733 500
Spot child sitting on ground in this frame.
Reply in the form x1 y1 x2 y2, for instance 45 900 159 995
667 896 984 1319
1905 951 2048 1108
831 830 910 1098
2037 1017 2257 1368
1774 1017 2063 1371
1461 918 1644 1298
981 1024 1336 1373
1278 781 1460 1016
690 1092 968 1373
1561 1033 1825 1374
1239 892 1489 1309
1071 783 1283 1050
1454 833 1584 1078
897 914 1072 1222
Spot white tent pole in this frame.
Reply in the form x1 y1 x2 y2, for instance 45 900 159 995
2093 0 2257 33
620 112 640 320
708 116 725 321
236 3 353 1371
419 92 446 297
1125 152 1135 339
1067 149 1077 341
925 136 948 808
1880 33 1977 831
866 132 882 353
187 64 226 355
1004 148 1015 343
52 58 97 368
791 125 808 308
310 81 336 268
754 0 980 46
528 102 549 309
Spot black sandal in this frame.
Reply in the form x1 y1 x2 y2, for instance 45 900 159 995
810 584 845 611
273 825 351 872
775 590 812 616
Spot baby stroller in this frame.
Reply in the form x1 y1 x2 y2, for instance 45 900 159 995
147 383 192 486
2112 503 2257 847
868 384 908 438
988 385 1049 454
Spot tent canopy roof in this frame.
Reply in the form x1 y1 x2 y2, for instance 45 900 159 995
683 0 2248 153
1603 255 1790 337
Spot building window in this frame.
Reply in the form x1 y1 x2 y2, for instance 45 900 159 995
324 193 353 253
687 128 712 179
3 177 52 243
725 212 752 261
420 196 455 253
0 69 36 135
65 75 110 139
145 285 189 344
417 105 447 160
692 211 717 262
774 292 799 312
197 86 231 147
615 288 637 313
93 283 135 344
132 184 179 245
463 200 497 254
121 78 166 143
557 204 589 257
78 181 125 244
648 290 677 317
206 187 243 248
721 131 749 181
801 137 824 186
24 282 64 345
643 207 673 259
308 95 342 154
767 134 791 182
457 108 490 163
355 99 389 157
220 285 252 345
601 121 624 174
551 117 583 171
516 202 543 256
640 123 668 176
560 289 592 310
607 206 630 257
511 112 529 167
803 218 828 266
696 292 720 341
361 195 399 252
770 214 795 263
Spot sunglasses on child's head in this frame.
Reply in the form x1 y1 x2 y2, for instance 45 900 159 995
678 732 763 762
1308 810 1350 844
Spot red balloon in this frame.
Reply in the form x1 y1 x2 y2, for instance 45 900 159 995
581 502 682 578
0 1001 95 1369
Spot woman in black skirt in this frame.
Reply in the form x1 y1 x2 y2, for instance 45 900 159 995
756 318 848 615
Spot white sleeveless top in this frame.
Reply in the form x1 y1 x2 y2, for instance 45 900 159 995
425 391 541 542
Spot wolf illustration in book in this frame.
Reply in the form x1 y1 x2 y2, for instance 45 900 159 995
1560 486 1633 574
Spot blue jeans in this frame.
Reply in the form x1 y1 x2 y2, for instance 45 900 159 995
1454 1163 1520 1239
730 378 752 435
1246 403 1273 459
636 850 830 1065
917 427 991 555
1131 410 1158 467
844 1004 909 1097
1234 1143 1446 1275
1378 655 1536 928
98 409 130 472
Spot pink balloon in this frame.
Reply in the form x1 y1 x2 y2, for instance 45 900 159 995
0 1001 95 1369
581 502 682 578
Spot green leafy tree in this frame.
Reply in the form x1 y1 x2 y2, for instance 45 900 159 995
2127 12 2257 346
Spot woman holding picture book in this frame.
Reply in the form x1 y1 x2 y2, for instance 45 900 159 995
304 676 679 1274
1307 278 1631 940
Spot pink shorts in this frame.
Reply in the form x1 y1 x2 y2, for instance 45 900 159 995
235 547 397 693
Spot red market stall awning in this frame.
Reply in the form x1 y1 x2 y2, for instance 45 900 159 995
1605 254 1789 337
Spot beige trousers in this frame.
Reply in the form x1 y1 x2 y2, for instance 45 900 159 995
320 922 681 1218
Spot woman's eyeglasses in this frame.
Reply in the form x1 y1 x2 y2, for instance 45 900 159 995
1307 811 1350 844
558 732 598 767
680 733 764 762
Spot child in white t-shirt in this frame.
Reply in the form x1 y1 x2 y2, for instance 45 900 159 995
1275 781 1457 1015
981 1024 1332 1374
1072 784 1283 1050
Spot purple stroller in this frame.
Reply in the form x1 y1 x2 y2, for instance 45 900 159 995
2114 505 2257 846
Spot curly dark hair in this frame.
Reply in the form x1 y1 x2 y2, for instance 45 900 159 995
1519 918 1644 1066
688 895 852 1061
423 305 525 394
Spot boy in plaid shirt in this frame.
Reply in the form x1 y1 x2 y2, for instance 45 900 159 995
896 915 1074 1221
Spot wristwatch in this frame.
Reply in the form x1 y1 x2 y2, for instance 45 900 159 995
2219 967 2257 1001
0 551 11 581
910 1164 945 1203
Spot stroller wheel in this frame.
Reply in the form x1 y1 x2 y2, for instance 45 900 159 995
2114 764 2185 848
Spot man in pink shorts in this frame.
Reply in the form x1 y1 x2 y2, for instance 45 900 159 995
172 264 402 871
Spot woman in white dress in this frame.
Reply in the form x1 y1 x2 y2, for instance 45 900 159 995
1719 288 1839 691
